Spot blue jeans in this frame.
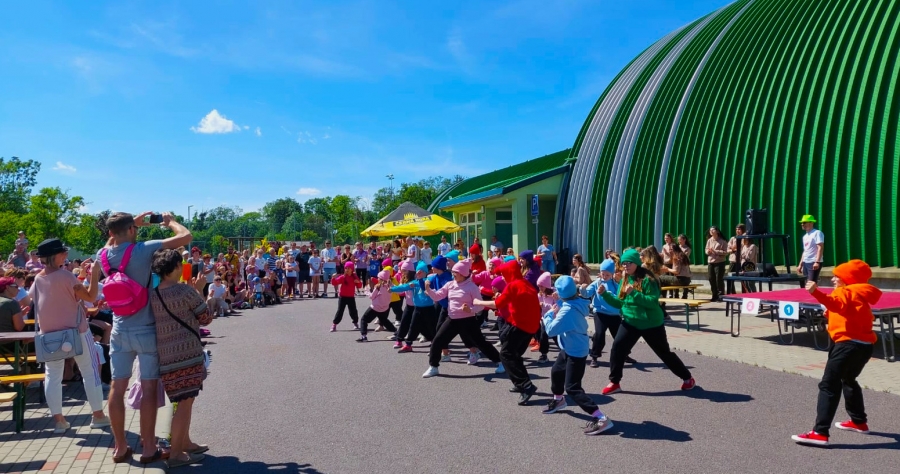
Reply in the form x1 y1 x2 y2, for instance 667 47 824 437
541 260 556 274
110 327 160 380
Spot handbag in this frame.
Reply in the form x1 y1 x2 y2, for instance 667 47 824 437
155 288 211 370
126 376 166 409
34 287 85 363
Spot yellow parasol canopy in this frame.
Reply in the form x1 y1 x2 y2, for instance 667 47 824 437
361 201 462 237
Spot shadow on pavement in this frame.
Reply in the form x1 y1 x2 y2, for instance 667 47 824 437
610 420 693 442
192 456 325 473
627 386 753 403
828 431 900 450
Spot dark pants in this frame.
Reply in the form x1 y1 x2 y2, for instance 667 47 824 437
360 308 396 336
406 305 438 344
333 296 359 325
437 306 477 348
590 312 622 358
674 276 691 298
707 262 726 300
609 322 691 384
814 341 873 436
396 304 415 341
355 268 368 283
429 317 501 367
801 262 821 285
389 300 404 322
478 294 493 324
499 326 535 390
551 352 597 414
537 322 554 355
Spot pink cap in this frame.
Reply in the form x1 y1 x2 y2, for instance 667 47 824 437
491 276 506 293
452 260 472 277
382 258 392 268
344 262 355 269
489 257 503 269
377 270 391 281
537 272 553 289
400 259 415 272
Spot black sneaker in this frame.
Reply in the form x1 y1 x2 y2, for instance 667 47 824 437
583 416 614 435
537 354 548 362
356 336 368 342
542 398 567 414
508 386 523 393
389 335 399 341
517 385 537 406
625 356 637 364
590 358 601 368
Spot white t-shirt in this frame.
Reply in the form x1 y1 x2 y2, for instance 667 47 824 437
421 247 433 265
321 248 337 269
801 229 825 263
308 256 322 275
407 244 419 263
209 283 227 298
437 242 451 256
204 263 216 283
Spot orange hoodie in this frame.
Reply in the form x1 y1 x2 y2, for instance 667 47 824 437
810 260 881 344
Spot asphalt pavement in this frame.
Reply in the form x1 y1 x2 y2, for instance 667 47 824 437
186 295 900 474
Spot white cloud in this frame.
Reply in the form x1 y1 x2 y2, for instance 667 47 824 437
322 133 331 139
255 126 262 137
190 109 240 134
52 161 77 174
296 187 321 196
297 131 317 145
242 125 249 130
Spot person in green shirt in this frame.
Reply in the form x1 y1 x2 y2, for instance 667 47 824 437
598 249 695 395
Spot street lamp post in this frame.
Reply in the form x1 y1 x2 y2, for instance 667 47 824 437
386 174 395 200
187 205 193 228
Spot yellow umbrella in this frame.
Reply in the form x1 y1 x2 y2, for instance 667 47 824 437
361 202 462 237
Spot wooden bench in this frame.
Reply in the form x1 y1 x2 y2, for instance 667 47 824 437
1 373 46 433
0 354 38 365
661 284 701 299
660 298 712 332
0 391 17 403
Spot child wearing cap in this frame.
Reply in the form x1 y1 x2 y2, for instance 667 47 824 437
580 258 636 368
391 261 437 352
427 256 455 361
532 271 556 361
792 259 881 447
422 260 503 378
357 270 398 342
330 262 363 332
542 276 614 436
599 249 695 395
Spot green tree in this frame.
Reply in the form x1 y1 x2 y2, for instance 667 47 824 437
281 212 305 240
27 187 86 242
66 213 105 253
262 198 303 234
303 197 332 219
0 157 41 214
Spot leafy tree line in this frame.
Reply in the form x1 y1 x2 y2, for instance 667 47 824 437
0 155 464 258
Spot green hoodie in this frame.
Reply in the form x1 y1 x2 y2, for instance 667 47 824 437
600 274 665 330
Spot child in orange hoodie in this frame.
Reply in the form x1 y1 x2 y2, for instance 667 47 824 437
792 259 882 447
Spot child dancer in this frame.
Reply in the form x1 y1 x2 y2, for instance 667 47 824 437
599 249 694 395
422 260 503 378
533 272 556 361
542 276 614 435
792 259 881 447
383 260 404 324
330 262 362 332
391 261 437 352
427 256 454 362
580 258 636 367
475 260 541 404
357 270 397 342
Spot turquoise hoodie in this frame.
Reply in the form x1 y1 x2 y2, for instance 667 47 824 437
542 277 591 357
391 279 434 307
580 278 620 316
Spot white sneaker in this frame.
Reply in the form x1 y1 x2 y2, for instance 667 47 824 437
90 416 111 429
417 335 426 343
495 363 506 374
493 341 502 348
467 352 479 365
53 420 71 434
422 366 439 378
440 354 451 362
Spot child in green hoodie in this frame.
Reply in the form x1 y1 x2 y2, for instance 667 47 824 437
599 249 695 395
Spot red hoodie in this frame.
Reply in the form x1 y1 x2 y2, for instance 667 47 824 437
493 260 541 334
332 272 363 298
811 259 881 344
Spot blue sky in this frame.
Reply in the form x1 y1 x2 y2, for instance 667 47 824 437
0 0 727 216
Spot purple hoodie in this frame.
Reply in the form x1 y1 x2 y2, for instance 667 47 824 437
519 250 541 290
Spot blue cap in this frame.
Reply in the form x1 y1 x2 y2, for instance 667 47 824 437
416 261 428 273
445 250 460 263
555 275 577 299
503 255 516 262
600 258 616 274
431 255 448 271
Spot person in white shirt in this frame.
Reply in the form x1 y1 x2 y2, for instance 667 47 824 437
797 214 825 284
489 235 504 255
437 236 451 256
320 240 338 297
207 276 229 316
421 241 433 269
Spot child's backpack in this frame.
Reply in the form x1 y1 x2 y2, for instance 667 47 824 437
99 245 148 317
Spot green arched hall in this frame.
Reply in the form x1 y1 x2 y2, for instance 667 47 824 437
560 0 900 267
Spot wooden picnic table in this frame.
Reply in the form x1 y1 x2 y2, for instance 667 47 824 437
23 319 35 326
660 298 711 332
660 284 701 298
0 332 37 433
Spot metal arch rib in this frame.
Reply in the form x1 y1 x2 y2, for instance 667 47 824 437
604 6 730 252
562 27 683 261
654 0 756 248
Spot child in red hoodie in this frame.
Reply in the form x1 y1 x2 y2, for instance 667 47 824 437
792 259 882 447
330 262 363 332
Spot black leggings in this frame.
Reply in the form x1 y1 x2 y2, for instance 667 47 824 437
436 306 476 348
333 296 359 325
551 352 597 414
609 321 691 384
429 317 501 367
389 300 404 321
591 313 622 358
360 307 396 336
405 305 438 344
396 304 415 341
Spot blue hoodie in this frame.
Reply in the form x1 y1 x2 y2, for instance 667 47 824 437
391 279 434 307
426 271 453 309
542 276 591 357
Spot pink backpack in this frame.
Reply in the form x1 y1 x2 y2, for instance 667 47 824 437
100 245 148 317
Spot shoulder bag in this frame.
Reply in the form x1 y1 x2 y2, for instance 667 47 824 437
34 283 85 363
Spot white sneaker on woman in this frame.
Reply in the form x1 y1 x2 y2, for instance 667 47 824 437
53 420 71 434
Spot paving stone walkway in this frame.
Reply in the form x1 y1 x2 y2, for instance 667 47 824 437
0 380 172 474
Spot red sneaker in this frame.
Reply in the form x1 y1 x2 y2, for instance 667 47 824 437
835 420 869 433
791 431 829 446
601 383 621 395
681 378 696 390
397 344 413 353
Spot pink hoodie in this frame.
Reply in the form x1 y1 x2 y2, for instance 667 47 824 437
538 293 557 317
425 278 483 319
472 270 494 296
368 284 392 313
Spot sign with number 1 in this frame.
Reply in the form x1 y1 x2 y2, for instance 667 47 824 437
742 298 761 315
779 301 799 320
